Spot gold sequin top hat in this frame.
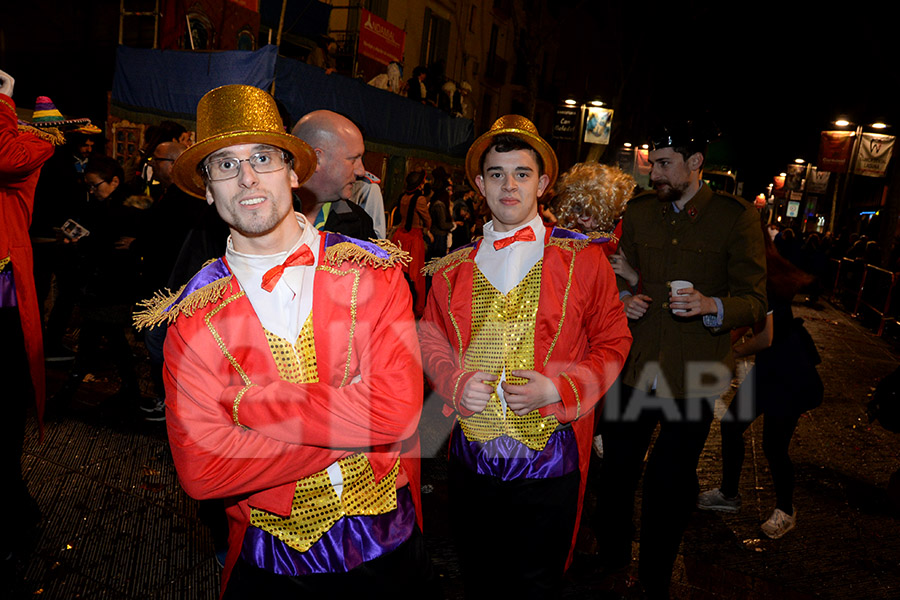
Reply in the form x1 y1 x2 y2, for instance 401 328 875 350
173 84 317 199
465 114 558 192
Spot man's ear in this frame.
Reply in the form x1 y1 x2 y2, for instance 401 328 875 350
688 152 704 171
205 187 215 206
314 148 323 171
290 168 300 189
475 174 486 197
536 173 551 198
108 175 120 191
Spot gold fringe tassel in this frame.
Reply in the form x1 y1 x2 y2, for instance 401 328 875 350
133 276 232 330
18 124 66 146
324 240 411 270
421 244 475 277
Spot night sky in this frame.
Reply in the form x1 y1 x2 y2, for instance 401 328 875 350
554 1 900 197
3 1 897 200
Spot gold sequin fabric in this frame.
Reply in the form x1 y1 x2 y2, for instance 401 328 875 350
458 261 560 450
263 313 318 384
250 313 399 551
249 454 400 553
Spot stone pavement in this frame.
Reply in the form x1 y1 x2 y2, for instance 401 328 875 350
6 297 900 599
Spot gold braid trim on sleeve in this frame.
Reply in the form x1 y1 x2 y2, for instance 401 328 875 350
232 384 255 428
132 276 232 330
323 239 411 270
452 371 469 413
560 373 581 420
421 243 477 276
0 255 10 272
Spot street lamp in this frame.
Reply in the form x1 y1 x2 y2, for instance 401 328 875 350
829 118 892 232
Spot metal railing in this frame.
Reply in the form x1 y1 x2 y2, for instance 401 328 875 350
828 258 899 336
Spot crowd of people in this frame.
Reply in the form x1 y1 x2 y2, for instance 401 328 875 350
4 69 839 599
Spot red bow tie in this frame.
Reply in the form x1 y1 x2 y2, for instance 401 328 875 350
493 226 536 250
260 245 314 292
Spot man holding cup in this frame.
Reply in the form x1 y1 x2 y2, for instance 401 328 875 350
596 120 766 598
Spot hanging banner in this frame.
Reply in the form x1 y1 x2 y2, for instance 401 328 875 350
784 163 806 192
357 9 405 66
552 107 579 141
229 0 259 11
634 146 650 189
584 107 613 145
635 147 650 175
806 167 830 195
616 147 635 175
854 132 895 177
818 131 854 173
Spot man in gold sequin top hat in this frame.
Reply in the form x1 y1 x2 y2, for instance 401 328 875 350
136 84 436 597
419 114 632 597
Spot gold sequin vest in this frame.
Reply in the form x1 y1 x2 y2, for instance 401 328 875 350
458 261 560 451
249 313 400 553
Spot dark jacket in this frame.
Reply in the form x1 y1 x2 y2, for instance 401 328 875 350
617 184 768 398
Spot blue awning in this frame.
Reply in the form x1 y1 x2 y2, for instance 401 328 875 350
111 45 473 156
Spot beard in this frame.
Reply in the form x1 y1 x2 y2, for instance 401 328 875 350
654 179 690 203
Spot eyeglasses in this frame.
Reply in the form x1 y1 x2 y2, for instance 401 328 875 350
203 150 290 181
86 179 107 191
149 156 175 163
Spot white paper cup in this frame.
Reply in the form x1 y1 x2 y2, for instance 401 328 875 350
670 280 692 314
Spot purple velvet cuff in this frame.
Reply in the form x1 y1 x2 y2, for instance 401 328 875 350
450 425 579 481
0 270 16 308
240 486 416 576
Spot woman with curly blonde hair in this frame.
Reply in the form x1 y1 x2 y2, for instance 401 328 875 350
555 162 639 286
555 162 636 239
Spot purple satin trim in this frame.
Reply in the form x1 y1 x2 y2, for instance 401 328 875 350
323 232 390 260
240 486 416 576
0 271 16 308
549 227 586 240
550 226 611 244
164 258 230 313
450 425 579 481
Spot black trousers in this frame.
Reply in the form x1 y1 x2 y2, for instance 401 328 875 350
0 307 39 554
594 385 715 599
223 526 439 599
720 397 801 514
448 457 580 600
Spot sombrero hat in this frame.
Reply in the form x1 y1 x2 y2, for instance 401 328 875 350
16 96 95 145
172 84 317 199
465 114 558 191
27 96 92 129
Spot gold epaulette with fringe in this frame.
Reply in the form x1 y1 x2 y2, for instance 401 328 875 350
546 228 617 252
17 123 65 146
133 275 232 330
421 243 477 277
323 238 411 270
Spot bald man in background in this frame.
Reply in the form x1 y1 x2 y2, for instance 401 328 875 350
291 110 376 240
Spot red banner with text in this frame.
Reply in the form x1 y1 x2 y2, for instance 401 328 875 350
818 130 854 173
357 9 405 66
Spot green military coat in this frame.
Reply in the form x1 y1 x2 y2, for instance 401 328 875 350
617 183 767 399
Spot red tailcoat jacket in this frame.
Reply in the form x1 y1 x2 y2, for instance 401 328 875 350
419 227 632 566
0 94 54 422
144 232 423 593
